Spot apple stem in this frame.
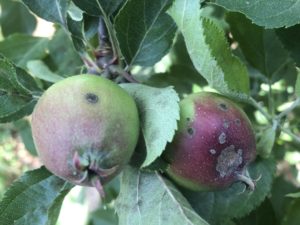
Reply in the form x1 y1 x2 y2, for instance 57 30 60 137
235 172 256 191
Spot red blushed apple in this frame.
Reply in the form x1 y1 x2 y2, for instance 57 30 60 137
163 92 256 191
31 74 140 196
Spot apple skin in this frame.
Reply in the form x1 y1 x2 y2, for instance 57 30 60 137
163 92 256 191
31 75 139 191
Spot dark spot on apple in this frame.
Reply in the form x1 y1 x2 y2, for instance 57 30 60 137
235 119 241 126
186 117 191 121
85 93 99 104
219 103 228 111
223 119 230 129
187 127 194 136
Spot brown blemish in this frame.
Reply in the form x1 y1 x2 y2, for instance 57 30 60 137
216 145 243 178
187 127 194 136
235 119 241 126
218 103 228 111
85 93 99 104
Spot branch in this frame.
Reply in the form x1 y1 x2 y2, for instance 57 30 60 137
249 97 273 123
276 98 300 120
281 127 300 145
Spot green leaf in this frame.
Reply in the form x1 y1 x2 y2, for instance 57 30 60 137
21 0 70 27
270 176 299 222
0 55 39 122
146 65 205 97
115 166 209 225
146 34 207 97
66 14 86 53
47 184 73 225
0 57 22 93
212 0 300 28
169 0 250 100
182 158 276 225
0 0 37 37
277 24 300 67
235 198 278 225
14 119 37 156
27 60 64 83
0 95 36 123
46 29 83 77
15 67 42 93
295 69 300 97
88 207 118 225
257 126 276 158
66 5 87 53
0 34 49 69
286 192 300 198
102 176 120 205
67 1 83 21
121 83 180 167
282 199 300 225
72 0 125 16
115 0 176 67
226 12 296 83
0 55 40 95
0 167 73 225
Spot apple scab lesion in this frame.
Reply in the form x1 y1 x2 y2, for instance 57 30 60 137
223 119 230 129
218 132 226 144
218 103 228 111
209 149 216 154
187 127 194 136
235 118 241 126
85 93 99 104
216 145 243 178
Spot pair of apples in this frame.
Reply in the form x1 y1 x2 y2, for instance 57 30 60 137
31 75 256 196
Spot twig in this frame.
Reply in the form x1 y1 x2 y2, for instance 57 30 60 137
276 98 300 120
249 97 273 123
268 80 275 116
281 127 300 145
108 65 139 83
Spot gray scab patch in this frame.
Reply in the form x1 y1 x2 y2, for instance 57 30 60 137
209 149 216 155
85 93 99 104
216 145 243 178
218 132 226 144
223 119 230 129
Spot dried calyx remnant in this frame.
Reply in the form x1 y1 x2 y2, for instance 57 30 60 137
163 92 257 192
72 151 118 197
